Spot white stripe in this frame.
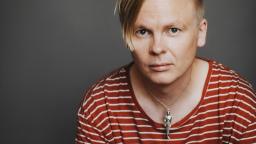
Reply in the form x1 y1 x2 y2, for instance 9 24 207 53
224 120 247 129
123 137 140 140
172 123 222 135
237 91 256 105
112 129 164 135
106 76 127 81
79 110 141 122
84 97 105 113
105 82 128 87
240 135 256 141
209 79 239 85
85 103 138 120
176 130 221 141
211 74 235 78
191 106 251 123
174 115 246 130
200 99 255 113
92 112 148 125
123 137 169 142
105 89 130 93
77 127 108 141
105 130 113 137
78 122 111 142
205 92 256 106
78 121 101 133
101 123 111 132
222 127 243 135
208 79 252 92
96 116 109 127
77 133 86 138
199 101 255 119
85 104 106 120
207 85 234 92
88 89 130 98
110 109 140 113
86 137 105 144
92 110 108 123
107 96 131 99
93 83 128 91
91 91 105 97
185 137 221 144
207 85 252 96
230 135 239 142
109 116 148 121
75 139 91 144
243 122 256 134
109 103 135 106
212 68 236 74
141 138 170 141
170 122 243 136
109 123 153 128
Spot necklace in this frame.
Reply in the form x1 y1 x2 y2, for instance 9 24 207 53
143 69 192 139
148 91 178 140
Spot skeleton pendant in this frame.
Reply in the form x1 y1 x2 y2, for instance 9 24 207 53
164 111 172 139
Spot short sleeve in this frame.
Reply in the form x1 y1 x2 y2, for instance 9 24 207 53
75 107 107 144
240 121 256 143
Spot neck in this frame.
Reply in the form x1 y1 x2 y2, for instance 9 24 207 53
133 60 196 106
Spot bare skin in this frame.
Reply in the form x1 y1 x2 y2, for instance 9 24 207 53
129 0 208 124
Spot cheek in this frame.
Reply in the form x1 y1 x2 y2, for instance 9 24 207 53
132 49 147 66
131 37 151 51
131 38 151 63
167 34 198 58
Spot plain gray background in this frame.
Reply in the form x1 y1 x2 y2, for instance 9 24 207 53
1 0 255 143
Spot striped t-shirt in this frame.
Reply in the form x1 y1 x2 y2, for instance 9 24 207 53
76 60 256 144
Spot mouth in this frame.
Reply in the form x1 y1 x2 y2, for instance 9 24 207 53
148 63 173 72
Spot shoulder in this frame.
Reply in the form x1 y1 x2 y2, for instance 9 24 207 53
75 64 132 142
209 60 255 94
78 63 131 118
208 60 256 122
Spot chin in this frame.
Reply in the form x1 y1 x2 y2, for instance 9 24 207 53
147 73 177 86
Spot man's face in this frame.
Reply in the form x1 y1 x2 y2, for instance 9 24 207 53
130 0 207 85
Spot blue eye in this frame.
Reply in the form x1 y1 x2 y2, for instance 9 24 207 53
135 29 149 38
169 28 179 33
138 29 147 35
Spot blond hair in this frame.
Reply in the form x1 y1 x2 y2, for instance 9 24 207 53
115 0 205 50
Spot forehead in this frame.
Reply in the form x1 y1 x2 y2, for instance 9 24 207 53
134 0 197 27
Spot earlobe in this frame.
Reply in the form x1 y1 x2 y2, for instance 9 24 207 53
197 19 208 48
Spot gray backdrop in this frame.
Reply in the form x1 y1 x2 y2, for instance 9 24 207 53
1 0 255 144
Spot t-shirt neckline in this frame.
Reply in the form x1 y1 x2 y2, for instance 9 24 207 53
126 59 213 129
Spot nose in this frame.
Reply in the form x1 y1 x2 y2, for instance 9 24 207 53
149 34 166 55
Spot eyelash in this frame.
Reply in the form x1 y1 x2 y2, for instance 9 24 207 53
135 29 150 37
135 27 181 38
169 28 180 34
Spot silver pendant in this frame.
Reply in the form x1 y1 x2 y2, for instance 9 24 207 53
164 111 172 139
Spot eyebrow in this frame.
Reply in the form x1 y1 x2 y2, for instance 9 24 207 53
133 22 187 31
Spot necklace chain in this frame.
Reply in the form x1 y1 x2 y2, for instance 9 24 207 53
148 91 175 111
146 74 192 111
148 92 172 111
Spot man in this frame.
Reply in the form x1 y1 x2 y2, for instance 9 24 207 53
76 0 256 143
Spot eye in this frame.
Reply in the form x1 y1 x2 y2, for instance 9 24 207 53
135 29 150 38
168 28 180 35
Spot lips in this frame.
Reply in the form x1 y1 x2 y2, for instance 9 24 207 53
149 63 173 72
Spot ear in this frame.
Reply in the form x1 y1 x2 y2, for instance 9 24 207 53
197 19 208 48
